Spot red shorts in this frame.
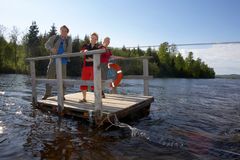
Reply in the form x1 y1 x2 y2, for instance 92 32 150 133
80 66 94 91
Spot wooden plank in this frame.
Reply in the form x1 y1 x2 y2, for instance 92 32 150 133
56 58 64 112
37 92 153 115
30 61 37 106
143 59 149 96
26 49 106 61
36 79 112 87
93 53 102 120
113 56 153 61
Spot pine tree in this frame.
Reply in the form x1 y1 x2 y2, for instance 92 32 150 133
122 45 127 51
26 21 40 57
48 23 57 37
136 46 144 56
83 35 90 45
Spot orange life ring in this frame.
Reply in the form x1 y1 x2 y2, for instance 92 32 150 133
108 63 123 88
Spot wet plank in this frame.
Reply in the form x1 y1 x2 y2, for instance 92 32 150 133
37 92 154 122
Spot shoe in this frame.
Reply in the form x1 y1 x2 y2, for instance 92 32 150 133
42 95 49 100
79 99 87 103
102 91 106 98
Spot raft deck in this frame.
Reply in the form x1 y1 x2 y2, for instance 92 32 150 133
37 92 154 123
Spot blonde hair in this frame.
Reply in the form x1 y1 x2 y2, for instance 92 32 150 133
104 37 110 41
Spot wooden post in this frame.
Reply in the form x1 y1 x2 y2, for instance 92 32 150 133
56 58 64 113
143 58 149 96
30 61 37 106
93 53 102 122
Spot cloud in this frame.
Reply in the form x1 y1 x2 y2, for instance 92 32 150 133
178 44 240 75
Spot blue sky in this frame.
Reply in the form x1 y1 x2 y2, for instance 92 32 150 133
0 0 240 74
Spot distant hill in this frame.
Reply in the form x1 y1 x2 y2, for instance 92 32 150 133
216 74 240 79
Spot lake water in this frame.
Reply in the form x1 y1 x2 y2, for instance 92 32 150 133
0 74 240 160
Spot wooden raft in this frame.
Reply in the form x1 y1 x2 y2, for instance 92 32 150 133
37 92 154 123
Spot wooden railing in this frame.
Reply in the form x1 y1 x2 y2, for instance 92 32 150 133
26 50 152 120
118 56 153 96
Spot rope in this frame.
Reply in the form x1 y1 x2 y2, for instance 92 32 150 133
99 114 240 158
103 114 149 138
125 41 240 49
102 113 134 131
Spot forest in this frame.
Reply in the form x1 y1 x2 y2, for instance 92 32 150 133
0 22 215 78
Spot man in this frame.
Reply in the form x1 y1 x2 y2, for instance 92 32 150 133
42 25 72 100
79 32 99 102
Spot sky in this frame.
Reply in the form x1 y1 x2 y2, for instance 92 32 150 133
0 0 240 74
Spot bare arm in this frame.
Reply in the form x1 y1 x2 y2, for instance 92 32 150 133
111 55 126 60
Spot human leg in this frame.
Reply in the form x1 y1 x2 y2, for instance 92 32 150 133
79 66 93 102
42 61 56 99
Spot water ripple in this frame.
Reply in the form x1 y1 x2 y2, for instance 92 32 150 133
0 75 240 159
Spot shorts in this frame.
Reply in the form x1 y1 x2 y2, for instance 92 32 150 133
101 63 108 80
80 66 94 91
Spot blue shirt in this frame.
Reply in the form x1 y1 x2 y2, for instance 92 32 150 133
57 39 68 64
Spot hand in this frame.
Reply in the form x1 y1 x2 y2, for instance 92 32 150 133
80 49 87 53
51 48 57 54
85 57 93 62
112 56 125 59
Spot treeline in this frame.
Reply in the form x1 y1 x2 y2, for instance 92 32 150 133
0 22 215 78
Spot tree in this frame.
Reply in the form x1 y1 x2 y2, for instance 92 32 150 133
174 53 185 77
83 35 90 45
145 47 160 74
184 52 194 77
0 33 7 72
192 58 201 78
169 44 178 55
26 21 40 57
9 26 19 70
67 36 82 76
149 62 160 77
122 45 127 51
26 21 46 75
0 25 6 37
158 42 172 76
48 23 57 37
146 47 152 56
0 24 216 78
3 43 15 72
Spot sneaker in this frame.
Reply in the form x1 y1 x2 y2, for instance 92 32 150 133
102 91 106 98
42 95 49 100
79 99 87 103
